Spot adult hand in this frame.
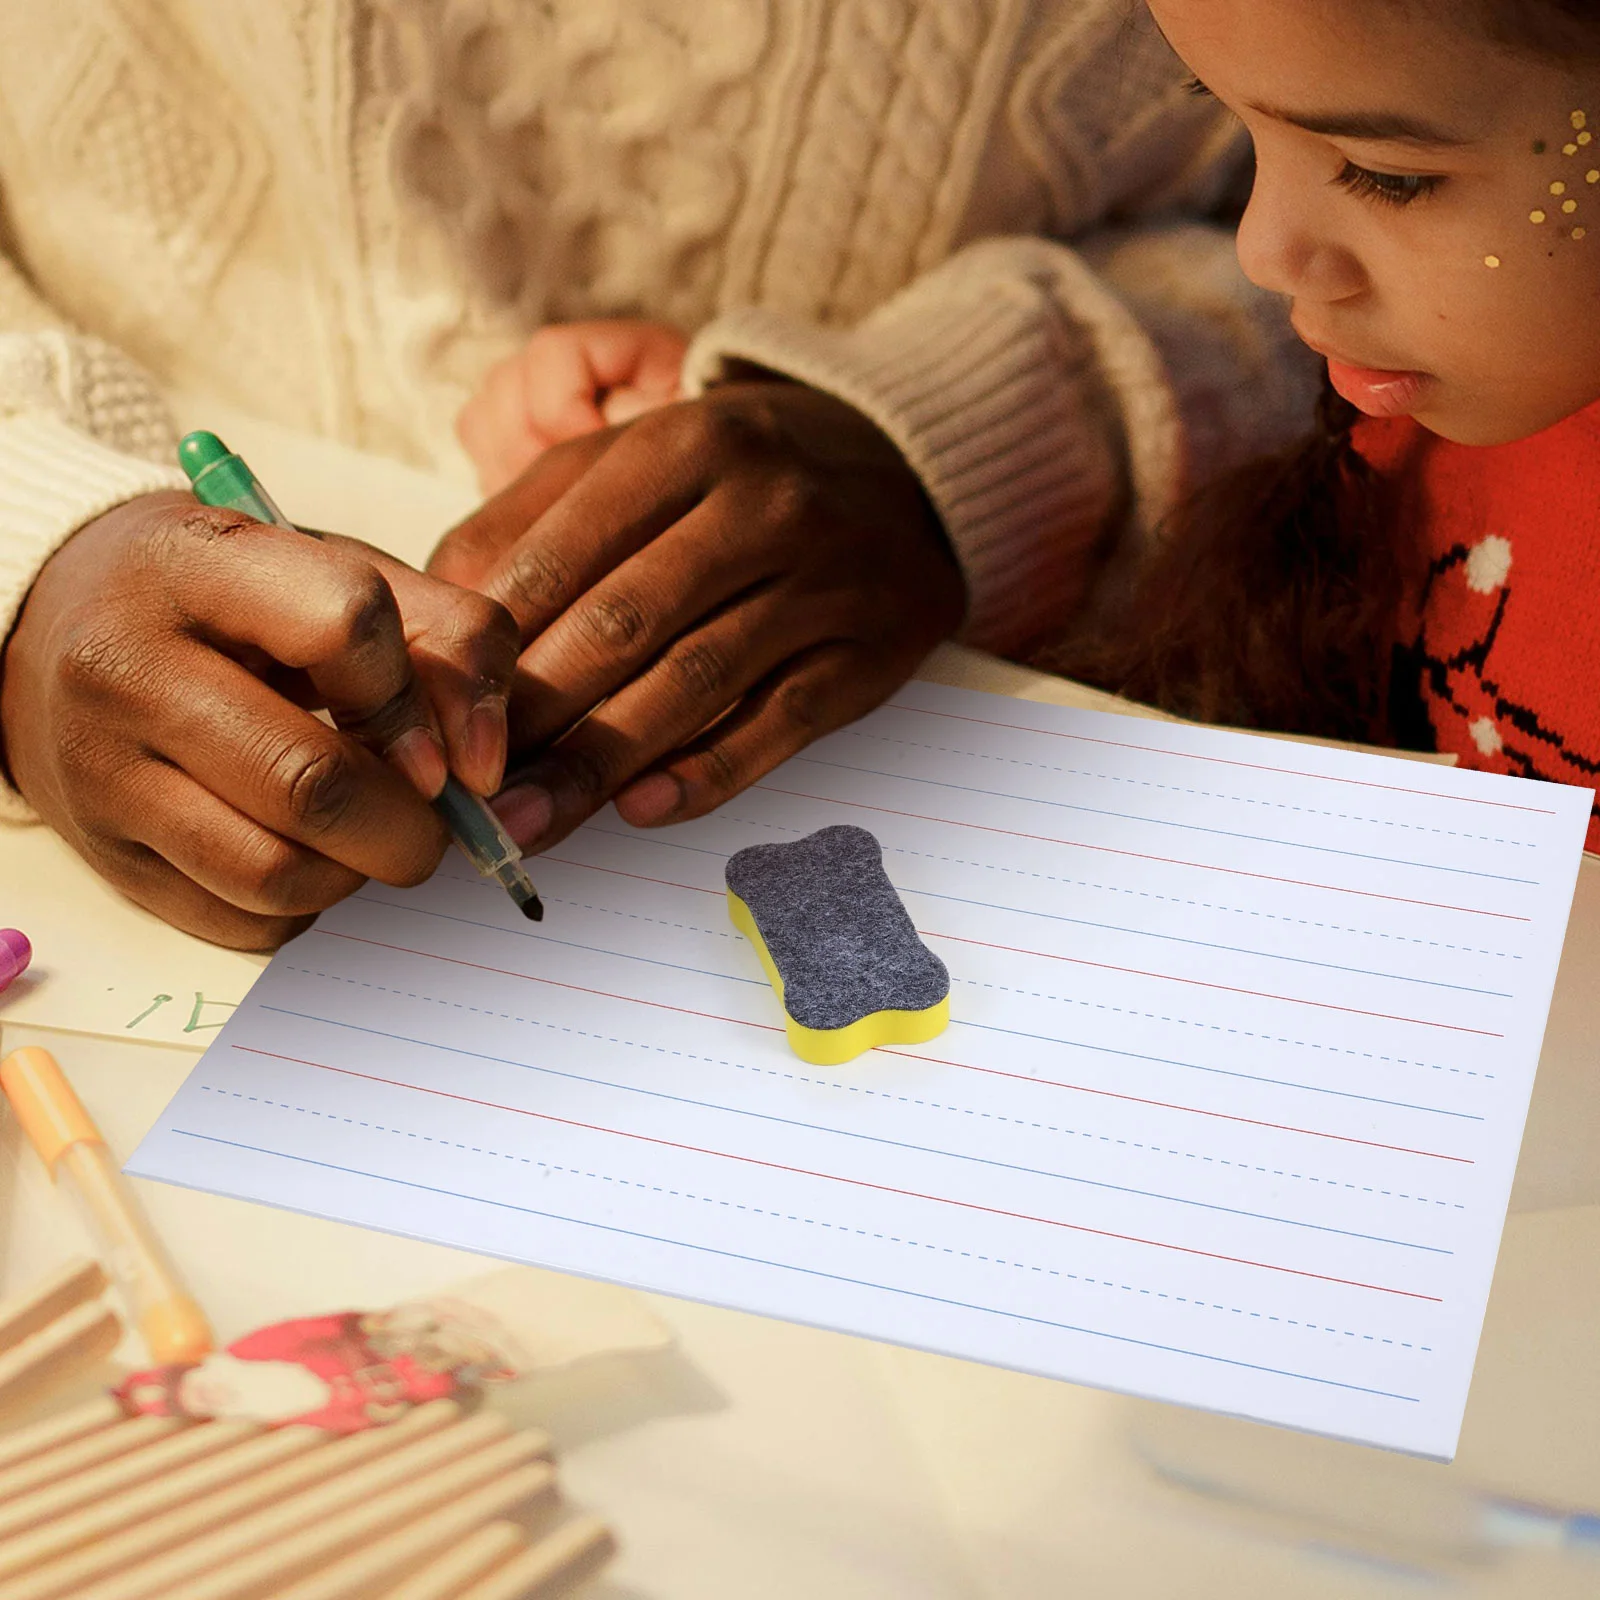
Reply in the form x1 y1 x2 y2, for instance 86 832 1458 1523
0 491 519 949
429 381 967 855
456 319 687 497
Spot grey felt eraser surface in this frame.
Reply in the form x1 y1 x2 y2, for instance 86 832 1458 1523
725 824 949 1030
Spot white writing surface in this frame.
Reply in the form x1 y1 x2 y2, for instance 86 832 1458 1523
129 684 1593 1457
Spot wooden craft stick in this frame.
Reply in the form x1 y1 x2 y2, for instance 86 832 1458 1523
0 1419 254 1543
451 1517 616 1600
0 1302 120 1423
379 1523 527 1600
1 1403 462 1600
0 1395 124 1479
0 1262 105 1357
0 1413 171 1506
271 1463 557 1600
161 1438 555 1600
70 1405 507 1600
0 1426 323 1587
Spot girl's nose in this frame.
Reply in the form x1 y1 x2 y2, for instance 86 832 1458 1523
1235 166 1368 305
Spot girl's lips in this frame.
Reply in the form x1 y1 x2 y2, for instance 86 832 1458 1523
1325 359 1434 418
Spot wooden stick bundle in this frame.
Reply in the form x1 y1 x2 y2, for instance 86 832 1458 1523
0 1414 178 1505
380 1523 527 1600
450 1518 617 1600
0 1396 124 1478
45 1400 483 1600
0 1403 462 1600
0 1419 251 1542
0 1261 121 1424
0 1267 613 1600
250 1458 557 1600
0 1263 106 1356
0 1426 322 1587
158 1431 555 1600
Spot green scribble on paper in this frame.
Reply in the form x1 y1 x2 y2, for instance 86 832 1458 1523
183 992 237 1033
127 994 174 1029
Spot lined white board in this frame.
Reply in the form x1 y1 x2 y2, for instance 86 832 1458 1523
129 683 1593 1457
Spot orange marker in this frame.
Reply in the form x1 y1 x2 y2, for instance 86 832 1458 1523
0 1046 213 1363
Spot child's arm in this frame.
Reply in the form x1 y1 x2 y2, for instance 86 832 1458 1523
0 492 518 951
456 320 687 496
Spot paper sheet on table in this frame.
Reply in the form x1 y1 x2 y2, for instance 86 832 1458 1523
0 825 266 1049
0 646 1438 1055
125 683 1593 1457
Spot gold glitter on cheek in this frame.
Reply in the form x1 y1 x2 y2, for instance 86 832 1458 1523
1582 131 1595 146
1565 199 1580 213
1566 142 1581 155
1484 253 1501 268
1574 110 1589 130
1531 209 1548 223
1552 181 1568 195
1589 170 1600 184
1575 227 1589 240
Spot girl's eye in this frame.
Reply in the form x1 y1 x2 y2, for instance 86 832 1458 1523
1333 161 1444 208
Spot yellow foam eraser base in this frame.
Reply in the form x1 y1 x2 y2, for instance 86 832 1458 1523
728 891 950 1065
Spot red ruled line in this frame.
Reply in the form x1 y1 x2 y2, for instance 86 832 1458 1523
543 856 720 896
891 702 1556 814
753 785 1530 922
925 930 1502 1038
234 1045 1444 1303
317 928 780 1034
314 928 1471 1163
881 1048 1472 1165
543 856 1501 1037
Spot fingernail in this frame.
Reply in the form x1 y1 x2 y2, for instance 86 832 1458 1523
617 770 682 825
462 697 508 794
493 783 554 848
390 727 449 798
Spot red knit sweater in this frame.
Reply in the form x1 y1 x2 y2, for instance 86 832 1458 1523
1353 401 1600 853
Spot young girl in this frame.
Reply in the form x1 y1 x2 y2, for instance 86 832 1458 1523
1052 0 1600 850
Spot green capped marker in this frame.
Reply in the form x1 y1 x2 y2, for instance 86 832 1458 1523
179 430 544 922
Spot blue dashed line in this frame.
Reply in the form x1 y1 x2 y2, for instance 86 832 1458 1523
595 819 1523 964
792 754 1541 885
198 1084 1433 1355
582 825 1506 1082
538 896 733 940
848 728 1537 849
278 966 1468 1215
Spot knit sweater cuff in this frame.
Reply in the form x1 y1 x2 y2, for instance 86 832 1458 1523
0 414 189 823
684 240 1177 655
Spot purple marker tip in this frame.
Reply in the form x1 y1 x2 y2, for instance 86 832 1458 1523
0 928 31 993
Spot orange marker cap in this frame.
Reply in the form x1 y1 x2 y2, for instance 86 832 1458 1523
0 1047 104 1171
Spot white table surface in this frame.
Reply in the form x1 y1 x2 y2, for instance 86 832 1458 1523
2 403 1596 1599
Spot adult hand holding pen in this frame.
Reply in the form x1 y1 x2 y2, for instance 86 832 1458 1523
0 491 519 949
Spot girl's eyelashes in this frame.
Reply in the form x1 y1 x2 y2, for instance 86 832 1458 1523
1332 161 1445 208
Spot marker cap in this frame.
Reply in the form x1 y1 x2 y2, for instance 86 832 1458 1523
0 1046 104 1170
0 928 29 987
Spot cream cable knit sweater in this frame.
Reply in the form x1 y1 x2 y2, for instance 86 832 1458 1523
0 0 1318 827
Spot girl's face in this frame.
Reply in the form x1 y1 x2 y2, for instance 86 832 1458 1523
1148 0 1600 444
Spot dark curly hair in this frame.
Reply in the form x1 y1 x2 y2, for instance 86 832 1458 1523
1042 0 1600 743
